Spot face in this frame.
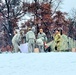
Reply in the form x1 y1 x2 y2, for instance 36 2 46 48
14 30 17 35
55 30 59 34
40 29 43 33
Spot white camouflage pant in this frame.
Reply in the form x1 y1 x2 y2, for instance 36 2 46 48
28 39 35 53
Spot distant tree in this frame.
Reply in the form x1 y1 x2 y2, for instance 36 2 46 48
69 8 76 21
11 0 21 5
0 0 27 51
52 11 69 34
68 8 76 40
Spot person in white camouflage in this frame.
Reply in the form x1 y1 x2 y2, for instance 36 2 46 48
12 30 22 53
26 27 36 53
37 28 47 52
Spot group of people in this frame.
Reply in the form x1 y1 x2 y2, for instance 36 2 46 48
12 26 74 53
12 27 47 53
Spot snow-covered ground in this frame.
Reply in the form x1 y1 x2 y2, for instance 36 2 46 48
0 52 76 75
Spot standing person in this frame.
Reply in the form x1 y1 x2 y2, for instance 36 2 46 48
12 30 22 53
54 29 62 51
37 28 47 52
26 27 36 53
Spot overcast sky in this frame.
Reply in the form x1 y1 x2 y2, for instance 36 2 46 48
61 0 76 13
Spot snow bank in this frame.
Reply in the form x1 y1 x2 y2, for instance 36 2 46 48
0 52 76 75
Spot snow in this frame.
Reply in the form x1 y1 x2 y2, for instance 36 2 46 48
0 52 76 75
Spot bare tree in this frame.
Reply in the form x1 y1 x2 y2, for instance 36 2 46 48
69 8 76 21
68 8 76 40
0 0 27 52
51 0 63 15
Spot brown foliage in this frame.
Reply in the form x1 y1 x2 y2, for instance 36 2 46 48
11 18 18 27
22 2 69 34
